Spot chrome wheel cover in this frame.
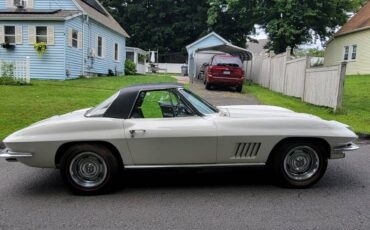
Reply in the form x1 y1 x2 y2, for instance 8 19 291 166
69 152 108 188
283 146 320 181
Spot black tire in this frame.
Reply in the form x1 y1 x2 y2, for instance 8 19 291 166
236 85 243 93
269 141 328 188
60 143 122 195
205 82 212 90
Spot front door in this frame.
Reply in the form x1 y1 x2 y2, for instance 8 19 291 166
124 89 217 165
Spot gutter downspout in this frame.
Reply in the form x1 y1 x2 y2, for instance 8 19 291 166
82 14 86 76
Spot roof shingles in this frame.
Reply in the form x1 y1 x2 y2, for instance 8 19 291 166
0 10 80 20
0 0 129 38
74 0 129 37
335 2 370 37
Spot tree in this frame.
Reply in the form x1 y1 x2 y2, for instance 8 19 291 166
257 0 364 54
207 0 259 47
208 0 364 54
101 0 209 55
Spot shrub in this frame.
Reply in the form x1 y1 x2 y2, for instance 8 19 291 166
125 59 137 75
0 62 30 85
0 76 29 86
1 62 14 78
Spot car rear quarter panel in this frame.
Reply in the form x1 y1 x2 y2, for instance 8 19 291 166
4 118 132 168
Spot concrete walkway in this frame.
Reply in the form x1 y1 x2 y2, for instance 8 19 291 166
176 76 260 106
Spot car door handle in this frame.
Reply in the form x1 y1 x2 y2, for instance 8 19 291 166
129 129 146 137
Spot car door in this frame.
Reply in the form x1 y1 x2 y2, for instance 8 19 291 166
124 89 217 165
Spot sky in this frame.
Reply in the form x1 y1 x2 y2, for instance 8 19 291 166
250 25 325 50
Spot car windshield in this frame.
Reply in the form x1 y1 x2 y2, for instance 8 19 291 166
212 55 242 67
85 92 119 117
179 89 218 115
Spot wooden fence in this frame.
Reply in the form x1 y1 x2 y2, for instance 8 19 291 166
0 57 30 83
247 48 346 110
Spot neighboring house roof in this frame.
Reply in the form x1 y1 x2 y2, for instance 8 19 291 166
186 32 229 50
186 32 252 61
74 0 129 37
246 39 268 54
0 9 81 20
0 0 129 38
334 2 370 37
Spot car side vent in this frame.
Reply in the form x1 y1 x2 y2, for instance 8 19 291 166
234 143 261 159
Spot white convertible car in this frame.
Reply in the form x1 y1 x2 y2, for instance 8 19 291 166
0 83 359 194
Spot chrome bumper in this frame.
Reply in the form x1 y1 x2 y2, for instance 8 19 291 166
0 148 33 162
330 143 360 159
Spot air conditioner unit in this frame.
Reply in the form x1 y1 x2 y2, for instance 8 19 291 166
14 0 26 8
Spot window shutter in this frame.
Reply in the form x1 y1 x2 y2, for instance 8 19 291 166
112 43 115 60
96 35 98 56
0 26 4 44
47 26 54 45
27 0 34 8
102 37 106 58
117 43 121 61
68 28 72 47
15 26 22 44
28 26 36 44
77 31 83 49
117 43 120 61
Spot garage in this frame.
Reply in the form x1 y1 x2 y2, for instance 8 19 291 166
186 32 253 79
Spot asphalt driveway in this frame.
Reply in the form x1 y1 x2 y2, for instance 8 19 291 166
189 78 260 106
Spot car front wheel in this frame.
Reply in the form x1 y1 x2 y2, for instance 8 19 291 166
205 81 212 90
60 143 121 195
269 141 328 188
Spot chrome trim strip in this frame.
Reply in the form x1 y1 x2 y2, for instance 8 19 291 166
125 163 265 169
333 143 359 151
0 149 33 159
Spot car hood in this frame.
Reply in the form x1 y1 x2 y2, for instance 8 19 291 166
217 105 323 120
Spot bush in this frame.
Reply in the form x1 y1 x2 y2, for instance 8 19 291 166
1 62 14 78
0 77 29 86
125 59 137 75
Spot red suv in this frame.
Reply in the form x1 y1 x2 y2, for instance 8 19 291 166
204 55 244 92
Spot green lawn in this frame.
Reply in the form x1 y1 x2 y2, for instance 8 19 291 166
0 75 176 140
245 75 370 134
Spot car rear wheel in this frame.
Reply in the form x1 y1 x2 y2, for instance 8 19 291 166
269 141 328 188
236 85 243 93
60 143 121 195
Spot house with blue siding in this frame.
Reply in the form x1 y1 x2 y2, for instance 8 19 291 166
0 0 129 79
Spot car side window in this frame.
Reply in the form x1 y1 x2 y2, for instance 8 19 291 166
130 90 195 119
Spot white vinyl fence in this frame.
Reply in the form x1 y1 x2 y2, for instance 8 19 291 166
247 48 346 110
0 57 30 83
145 63 184 74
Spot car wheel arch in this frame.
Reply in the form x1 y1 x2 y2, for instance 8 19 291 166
267 137 331 165
55 141 124 169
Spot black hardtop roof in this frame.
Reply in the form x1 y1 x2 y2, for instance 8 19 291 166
119 83 184 94
105 83 184 119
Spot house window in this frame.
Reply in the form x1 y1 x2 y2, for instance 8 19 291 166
114 43 119 61
351 45 357 60
97 36 103 57
4 26 15 44
72 29 78 48
36 26 47 43
343 46 349 61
